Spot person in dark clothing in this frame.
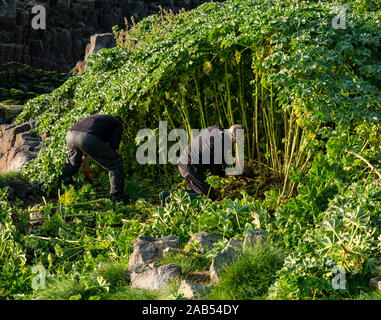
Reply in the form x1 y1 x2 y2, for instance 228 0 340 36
160 124 244 205
61 114 128 203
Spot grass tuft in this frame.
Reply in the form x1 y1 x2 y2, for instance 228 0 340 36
0 171 28 189
91 262 129 288
205 241 287 300
33 278 86 300
156 250 211 274
102 286 158 300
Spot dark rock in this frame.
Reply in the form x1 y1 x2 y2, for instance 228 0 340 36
71 3 84 21
72 39 84 60
13 25 25 44
119 0 132 12
83 0 94 11
0 43 23 62
0 14 16 31
29 39 43 56
83 25 97 38
100 8 122 30
47 16 56 27
182 0 193 8
72 27 85 40
162 0 175 7
149 2 159 10
0 0 215 71
16 8 30 26
74 21 86 29
131 1 146 20
94 0 108 9
0 31 11 43
57 0 70 10
0 0 16 14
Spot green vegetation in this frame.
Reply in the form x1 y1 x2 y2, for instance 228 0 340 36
354 290 381 300
16 0 381 196
1 0 380 300
0 171 28 189
0 188 31 298
205 242 286 300
347 0 381 12
102 286 158 300
31 261 145 300
156 250 211 274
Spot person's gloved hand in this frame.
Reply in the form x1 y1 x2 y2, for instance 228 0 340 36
84 171 93 183
82 155 93 183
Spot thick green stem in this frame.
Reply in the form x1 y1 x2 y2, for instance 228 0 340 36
193 74 207 129
225 62 234 126
254 74 262 178
237 61 250 158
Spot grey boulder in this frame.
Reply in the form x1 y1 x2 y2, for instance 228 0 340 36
369 277 381 290
84 33 116 62
210 238 243 283
243 229 266 250
130 263 182 290
187 232 222 253
128 236 181 268
178 280 208 299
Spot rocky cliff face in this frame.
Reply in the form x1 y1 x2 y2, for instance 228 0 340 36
0 120 42 173
0 0 218 72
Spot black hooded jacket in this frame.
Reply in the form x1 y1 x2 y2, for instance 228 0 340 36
70 114 123 150
178 126 231 177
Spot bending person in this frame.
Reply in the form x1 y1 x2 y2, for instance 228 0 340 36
61 114 129 203
160 124 243 205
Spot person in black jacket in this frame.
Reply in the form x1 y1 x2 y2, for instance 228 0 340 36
160 124 244 204
61 114 128 203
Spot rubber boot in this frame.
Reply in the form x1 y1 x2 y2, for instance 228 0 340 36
109 167 129 204
184 189 200 201
159 189 177 206
61 163 76 185
110 193 130 204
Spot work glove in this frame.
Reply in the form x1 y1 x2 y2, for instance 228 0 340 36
84 171 93 183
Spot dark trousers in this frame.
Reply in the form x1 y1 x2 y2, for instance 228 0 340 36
177 164 217 201
62 130 124 195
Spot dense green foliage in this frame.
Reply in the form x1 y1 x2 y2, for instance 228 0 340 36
343 0 381 12
1 0 380 300
268 179 381 299
0 188 31 298
16 0 381 195
31 262 155 300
